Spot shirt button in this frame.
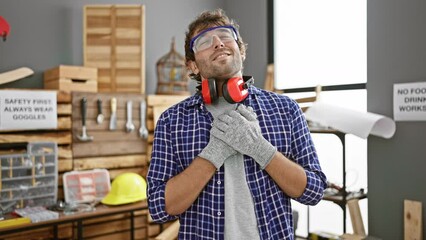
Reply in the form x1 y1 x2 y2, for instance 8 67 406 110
217 211 222 216
217 180 221 185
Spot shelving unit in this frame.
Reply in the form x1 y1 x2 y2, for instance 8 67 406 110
309 128 367 233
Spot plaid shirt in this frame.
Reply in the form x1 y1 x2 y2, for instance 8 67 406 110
147 83 327 240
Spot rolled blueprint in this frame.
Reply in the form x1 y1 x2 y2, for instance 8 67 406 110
304 101 396 139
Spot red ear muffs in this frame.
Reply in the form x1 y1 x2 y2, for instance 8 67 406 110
201 78 218 104
222 77 249 104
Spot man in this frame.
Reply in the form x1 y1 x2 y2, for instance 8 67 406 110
147 9 327 239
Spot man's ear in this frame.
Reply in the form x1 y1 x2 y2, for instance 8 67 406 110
188 61 199 75
241 52 246 62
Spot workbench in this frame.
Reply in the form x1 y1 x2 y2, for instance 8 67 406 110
0 201 148 240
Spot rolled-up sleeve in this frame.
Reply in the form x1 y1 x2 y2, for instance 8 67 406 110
289 102 327 205
147 114 179 223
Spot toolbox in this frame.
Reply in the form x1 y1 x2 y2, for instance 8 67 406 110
0 142 58 213
63 169 110 204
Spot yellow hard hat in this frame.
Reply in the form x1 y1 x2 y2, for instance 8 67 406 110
101 173 147 205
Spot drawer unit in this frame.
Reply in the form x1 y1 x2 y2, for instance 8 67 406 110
0 142 58 212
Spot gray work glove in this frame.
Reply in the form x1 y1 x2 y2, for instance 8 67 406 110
211 105 277 169
198 134 237 169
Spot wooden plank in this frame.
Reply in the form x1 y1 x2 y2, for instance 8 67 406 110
44 78 98 93
108 167 146 179
116 52 141 61
347 199 366 236
57 103 72 115
116 61 141 69
83 211 146 225
115 29 140 39
85 28 112 35
58 145 72 159
82 217 146 238
0 67 34 85
57 116 71 130
86 16 111 28
86 46 111 55
84 228 147 240
44 65 97 81
73 129 143 141
115 87 144 93
116 7 143 17
405 199 423 240
116 16 141 28
140 5 145 94
73 154 146 170
85 6 111 17
147 95 188 106
0 132 71 145
58 159 73 172
72 140 146 158
57 90 72 103
0 224 73 239
154 220 179 240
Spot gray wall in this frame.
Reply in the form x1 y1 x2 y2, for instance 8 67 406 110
367 0 426 239
225 0 268 89
0 0 268 93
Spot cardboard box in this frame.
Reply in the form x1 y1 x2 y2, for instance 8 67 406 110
44 65 97 92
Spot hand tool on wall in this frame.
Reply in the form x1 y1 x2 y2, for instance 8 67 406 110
109 97 117 130
125 100 135 132
139 99 148 139
77 97 94 142
96 99 104 124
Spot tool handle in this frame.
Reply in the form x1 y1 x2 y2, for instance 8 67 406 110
81 97 87 126
127 100 133 120
140 100 147 126
97 99 103 114
111 97 117 113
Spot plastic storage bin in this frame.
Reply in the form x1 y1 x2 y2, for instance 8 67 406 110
63 169 110 204
0 142 58 212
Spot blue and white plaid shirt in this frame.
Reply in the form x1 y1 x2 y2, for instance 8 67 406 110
147 83 327 240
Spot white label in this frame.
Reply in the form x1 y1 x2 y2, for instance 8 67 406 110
0 90 57 130
393 82 426 121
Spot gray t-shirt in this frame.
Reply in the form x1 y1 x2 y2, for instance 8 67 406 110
206 97 260 239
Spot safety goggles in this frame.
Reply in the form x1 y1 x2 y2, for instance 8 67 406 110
190 25 238 53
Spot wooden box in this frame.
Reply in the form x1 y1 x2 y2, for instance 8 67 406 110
83 5 146 94
44 65 98 93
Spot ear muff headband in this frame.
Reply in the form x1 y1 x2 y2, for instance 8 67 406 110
223 77 248 104
201 78 218 104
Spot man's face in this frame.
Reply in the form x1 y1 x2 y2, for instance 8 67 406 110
190 26 244 81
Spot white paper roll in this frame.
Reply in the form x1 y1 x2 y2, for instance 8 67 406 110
304 101 396 139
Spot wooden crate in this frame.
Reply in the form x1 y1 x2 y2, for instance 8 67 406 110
84 5 146 94
44 65 98 93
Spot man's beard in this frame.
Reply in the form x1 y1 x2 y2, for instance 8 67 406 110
198 56 243 80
